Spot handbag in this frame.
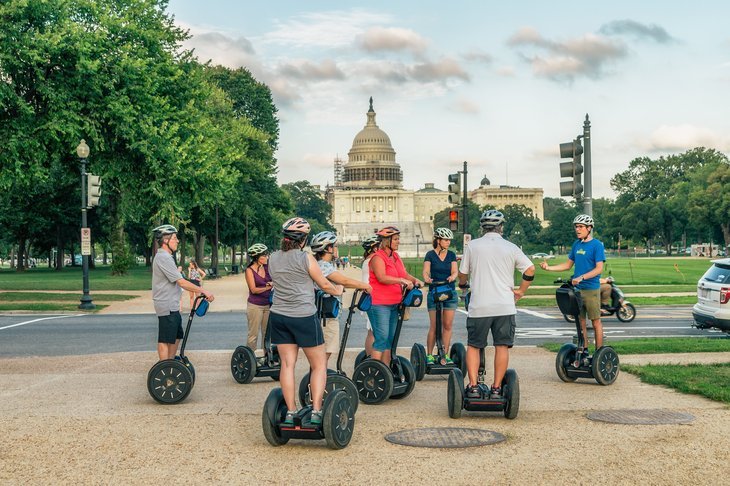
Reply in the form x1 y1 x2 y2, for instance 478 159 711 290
315 290 340 318
402 287 423 307
195 298 209 317
356 292 372 312
430 284 454 302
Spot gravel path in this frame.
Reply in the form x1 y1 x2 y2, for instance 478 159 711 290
1 347 727 484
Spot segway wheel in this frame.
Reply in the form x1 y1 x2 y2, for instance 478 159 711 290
231 346 257 384
616 303 636 323
175 355 196 384
555 343 578 382
502 369 520 419
323 390 355 450
592 346 620 386
390 356 416 400
262 388 289 446
449 342 467 376
147 359 193 404
447 368 463 419
410 343 427 381
354 350 368 371
353 359 393 404
298 371 359 413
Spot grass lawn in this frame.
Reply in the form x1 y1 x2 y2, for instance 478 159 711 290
526 285 697 295
0 292 138 302
517 296 697 307
622 363 730 404
0 303 108 312
541 337 730 354
0 265 152 291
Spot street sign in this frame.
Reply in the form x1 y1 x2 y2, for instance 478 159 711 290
463 234 472 247
81 228 91 256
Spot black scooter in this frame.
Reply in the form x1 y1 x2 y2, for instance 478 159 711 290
230 314 280 383
410 281 466 380
147 295 209 404
298 289 370 413
262 388 355 450
562 277 636 323
554 280 620 385
447 291 520 419
352 285 420 404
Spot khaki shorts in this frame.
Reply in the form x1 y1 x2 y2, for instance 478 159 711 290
323 317 340 354
579 289 601 321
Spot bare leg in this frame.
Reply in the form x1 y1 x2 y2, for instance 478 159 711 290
302 345 327 411
364 330 374 356
493 345 509 388
442 310 455 353
466 345 480 386
592 318 603 349
277 344 299 412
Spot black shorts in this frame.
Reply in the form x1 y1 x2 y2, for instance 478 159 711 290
466 315 516 348
158 311 183 344
269 312 324 348
190 279 201 287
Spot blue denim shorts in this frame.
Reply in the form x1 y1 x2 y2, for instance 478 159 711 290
366 304 399 352
426 289 458 311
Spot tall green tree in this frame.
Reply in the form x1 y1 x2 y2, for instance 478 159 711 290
282 181 333 234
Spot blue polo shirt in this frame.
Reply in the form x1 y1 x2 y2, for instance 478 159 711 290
568 239 605 290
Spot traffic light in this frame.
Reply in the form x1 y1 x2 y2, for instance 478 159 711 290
449 209 458 231
87 174 102 208
448 173 461 204
559 139 584 198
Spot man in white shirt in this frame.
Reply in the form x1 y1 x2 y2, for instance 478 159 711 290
458 210 535 399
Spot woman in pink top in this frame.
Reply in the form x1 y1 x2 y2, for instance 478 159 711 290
368 226 423 365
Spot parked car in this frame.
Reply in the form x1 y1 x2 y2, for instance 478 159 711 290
530 252 555 260
692 258 730 333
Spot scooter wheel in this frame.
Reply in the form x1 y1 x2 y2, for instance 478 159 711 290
147 359 193 404
231 345 257 384
262 388 289 446
555 343 578 382
410 343 426 381
592 346 620 385
354 350 368 371
323 390 355 450
503 369 520 419
353 359 393 404
390 356 416 400
298 371 359 413
447 368 463 419
449 342 467 376
616 303 636 322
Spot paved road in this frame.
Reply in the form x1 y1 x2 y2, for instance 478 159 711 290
0 306 723 358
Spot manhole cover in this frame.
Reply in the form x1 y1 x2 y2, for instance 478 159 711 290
587 409 695 425
384 427 506 448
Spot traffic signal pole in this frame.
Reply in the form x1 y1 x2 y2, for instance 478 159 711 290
462 160 468 236
582 114 592 217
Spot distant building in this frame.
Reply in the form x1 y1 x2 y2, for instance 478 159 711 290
469 176 545 222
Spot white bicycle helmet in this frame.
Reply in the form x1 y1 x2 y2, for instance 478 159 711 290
573 214 594 226
282 217 311 241
152 224 177 242
247 243 268 259
310 231 338 253
361 234 380 252
480 209 505 228
434 227 454 240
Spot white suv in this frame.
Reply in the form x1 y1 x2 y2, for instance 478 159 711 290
692 258 730 333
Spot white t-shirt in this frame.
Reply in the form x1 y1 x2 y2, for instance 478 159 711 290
458 232 533 318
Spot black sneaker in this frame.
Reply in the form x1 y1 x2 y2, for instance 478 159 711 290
465 385 481 399
489 386 502 399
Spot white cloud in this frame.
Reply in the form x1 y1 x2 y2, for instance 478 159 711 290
495 65 516 77
357 27 428 55
508 28 628 81
599 20 677 44
642 124 730 152
277 59 345 81
409 58 470 82
462 49 493 64
450 98 480 114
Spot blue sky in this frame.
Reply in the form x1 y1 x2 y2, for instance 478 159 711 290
167 1 730 199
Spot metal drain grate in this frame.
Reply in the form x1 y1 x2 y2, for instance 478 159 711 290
587 409 695 425
384 427 506 448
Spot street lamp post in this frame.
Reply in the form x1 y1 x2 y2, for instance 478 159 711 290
77 140 95 310
416 235 421 259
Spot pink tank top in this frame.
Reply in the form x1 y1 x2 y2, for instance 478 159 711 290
369 249 407 305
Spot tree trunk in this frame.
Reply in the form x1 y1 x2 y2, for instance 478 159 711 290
178 229 187 268
55 225 64 270
195 233 205 268
103 246 108 265
16 238 26 271
722 222 730 254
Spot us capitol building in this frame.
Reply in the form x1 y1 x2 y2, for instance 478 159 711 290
325 98 543 256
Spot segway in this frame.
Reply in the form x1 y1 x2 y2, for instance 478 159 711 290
298 289 372 413
410 281 466 380
352 285 420 404
447 291 520 419
554 280 620 386
262 387 355 450
230 314 280 383
147 295 209 404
